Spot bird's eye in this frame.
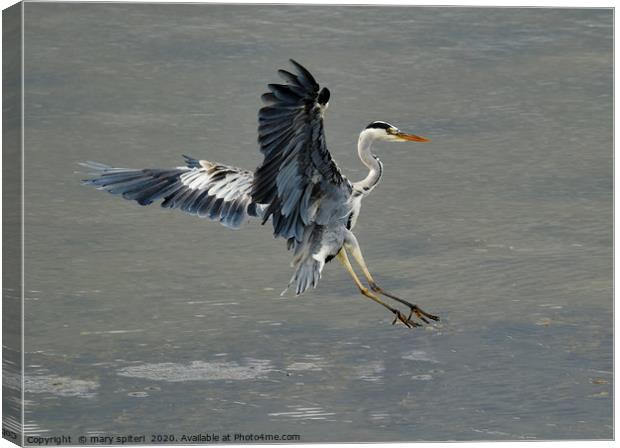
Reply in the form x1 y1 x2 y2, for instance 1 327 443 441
387 128 397 135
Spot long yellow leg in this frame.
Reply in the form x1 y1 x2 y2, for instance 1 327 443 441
336 248 417 328
344 235 439 323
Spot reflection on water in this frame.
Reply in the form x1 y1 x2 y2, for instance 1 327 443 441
18 4 611 442
24 374 99 399
401 349 438 363
354 361 385 383
117 359 274 382
269 407 337 422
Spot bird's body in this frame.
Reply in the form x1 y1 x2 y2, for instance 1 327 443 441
82 60 438 327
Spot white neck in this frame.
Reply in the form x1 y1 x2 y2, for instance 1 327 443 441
353 130 383 194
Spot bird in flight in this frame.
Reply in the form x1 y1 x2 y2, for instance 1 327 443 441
82 60 439 328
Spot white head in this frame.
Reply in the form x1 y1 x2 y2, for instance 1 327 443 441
360 121 430 143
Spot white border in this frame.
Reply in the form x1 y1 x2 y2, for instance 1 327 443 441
0 2 615 448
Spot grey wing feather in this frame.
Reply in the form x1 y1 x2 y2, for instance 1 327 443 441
81 155 261 230
252 60 353 295
252 60 352 241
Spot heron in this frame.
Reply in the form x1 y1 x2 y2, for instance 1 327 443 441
81 60 439 328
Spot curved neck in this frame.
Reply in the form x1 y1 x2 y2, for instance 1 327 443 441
353 131 383 193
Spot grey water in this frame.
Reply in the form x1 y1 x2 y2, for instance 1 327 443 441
16 4 612 442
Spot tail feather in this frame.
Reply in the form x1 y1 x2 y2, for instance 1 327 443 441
282 257 323 296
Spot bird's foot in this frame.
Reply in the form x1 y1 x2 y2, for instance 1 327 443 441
391 309 422 328
369 282 440 324
406 304 440 324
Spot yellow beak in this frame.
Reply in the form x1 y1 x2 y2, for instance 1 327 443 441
396 131 430 142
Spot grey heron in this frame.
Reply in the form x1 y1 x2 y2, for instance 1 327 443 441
82 60 439 328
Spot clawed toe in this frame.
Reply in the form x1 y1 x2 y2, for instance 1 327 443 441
369 284 439 325
416 306 440 322
409 305 440 323
389 304 440 329
407 308 429 324
391 310 421 328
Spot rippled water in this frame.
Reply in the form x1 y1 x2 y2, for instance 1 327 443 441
15 4 612 442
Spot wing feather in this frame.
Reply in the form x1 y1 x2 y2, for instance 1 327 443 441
252 59 352 244
81 157 261 229
252 60 353 296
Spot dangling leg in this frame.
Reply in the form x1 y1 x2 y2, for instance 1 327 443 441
343 231 439 323
336 248 419 328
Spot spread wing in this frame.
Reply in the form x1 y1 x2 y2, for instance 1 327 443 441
252 59 352 244
81 156 261 229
